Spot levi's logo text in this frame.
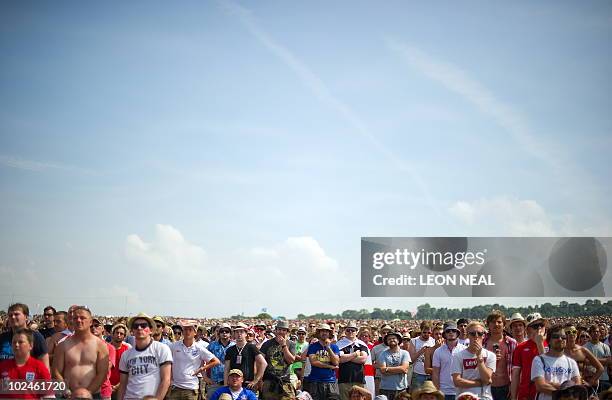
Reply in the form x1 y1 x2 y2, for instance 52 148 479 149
463 357 486 370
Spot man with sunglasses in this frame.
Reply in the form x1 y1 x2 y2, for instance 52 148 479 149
451 321 496 400
40 305 57 339
433 322 467 400
531 325 580 400
511 313 548 400
290 326 308 386
91 317 117 400
337 322 369 400
206 324 235 400
117 313 173 400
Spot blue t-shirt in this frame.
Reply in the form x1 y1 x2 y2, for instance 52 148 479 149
0 330 48 361
307 342 340 382
207 340 235 383
210 386 257 400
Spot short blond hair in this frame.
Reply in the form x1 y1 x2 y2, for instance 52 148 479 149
466 321 484 332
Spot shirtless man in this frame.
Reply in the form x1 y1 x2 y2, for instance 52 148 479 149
53 306 110 398
564 323 603 388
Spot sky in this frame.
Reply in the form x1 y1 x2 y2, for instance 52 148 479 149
1 1 611 318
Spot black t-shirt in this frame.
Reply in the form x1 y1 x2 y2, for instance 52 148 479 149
39 328 56 339
0 330 48 361
259 339 296 380
225 343 261 382
338 342 369 383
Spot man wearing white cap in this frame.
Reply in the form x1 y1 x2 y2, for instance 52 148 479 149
507 314 527 345
511 313 547 400
224 322 267 389
168 319 220 400
433 322 466 400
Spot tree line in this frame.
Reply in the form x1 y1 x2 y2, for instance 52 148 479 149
294 299 612 321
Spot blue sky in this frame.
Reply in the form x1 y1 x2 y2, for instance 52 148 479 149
1 1 611 318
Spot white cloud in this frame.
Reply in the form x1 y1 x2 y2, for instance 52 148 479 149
125 224 207 272
249 237 339 274
449 197 559 236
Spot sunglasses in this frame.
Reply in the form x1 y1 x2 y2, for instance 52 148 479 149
132 322 150 329
566 329 577 335
550 334 567 340
468 331 485 337
345 328 357 332
219 330 231 334
298 332 306 335
156 324 164 328
530 323 544 329
173 330 182 335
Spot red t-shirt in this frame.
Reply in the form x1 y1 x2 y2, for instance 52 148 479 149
110 342 130 386
0 357 51 399
512 339 548 400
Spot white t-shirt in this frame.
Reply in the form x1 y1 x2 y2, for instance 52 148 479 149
170 340 216 389
451 348 496 400
413 337 435 375
433 343 467 395
531 354 580 400
119 340 173 399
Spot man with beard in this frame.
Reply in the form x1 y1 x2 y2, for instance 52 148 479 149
451 321 496 400
110 323 131 400
432 322 466 400
307 323 340 400
531 325 580 400
378 332 410 400
372 325 393 395
337 322 369 400
511 313 548 400
259 320 296 400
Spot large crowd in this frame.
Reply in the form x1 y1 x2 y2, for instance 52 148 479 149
0 302 611 400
